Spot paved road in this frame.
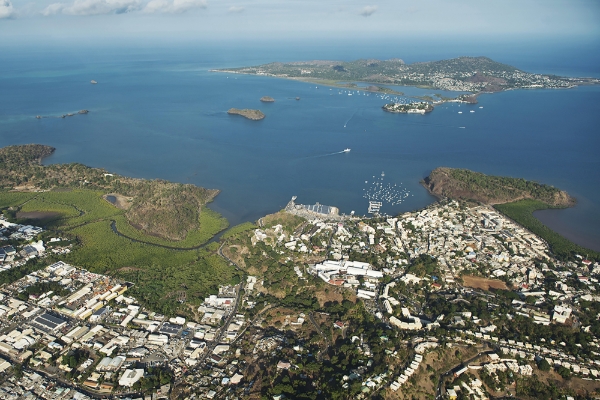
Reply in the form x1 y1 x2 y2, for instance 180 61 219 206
435 348 491 399
308 312 330 361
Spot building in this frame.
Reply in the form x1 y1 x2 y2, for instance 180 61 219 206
119 369 144 387
30 312 67 333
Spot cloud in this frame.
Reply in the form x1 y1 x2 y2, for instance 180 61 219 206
144 0 207 13
42 0 142 16
228 5 244 14
359 5 377 17
42 3 66 16
0 0 15 19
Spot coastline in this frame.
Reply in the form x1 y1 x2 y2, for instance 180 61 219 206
420 172 599 256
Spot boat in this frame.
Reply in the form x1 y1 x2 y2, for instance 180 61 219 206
470 110 475 113
342 148 351 153
458 111 463 114
90 80 97 84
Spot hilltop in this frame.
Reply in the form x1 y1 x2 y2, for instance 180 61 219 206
215 56 598 93
423 167 575 207
0 144 220 241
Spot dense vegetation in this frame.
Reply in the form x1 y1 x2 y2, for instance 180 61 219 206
495 199 600 262
424 167 574 207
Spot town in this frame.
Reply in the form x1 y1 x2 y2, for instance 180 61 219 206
0 199 599 399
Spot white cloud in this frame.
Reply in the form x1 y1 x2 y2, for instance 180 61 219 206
228 6 244 14
42 3 67 16
0 0 15 19
41 0 141 16
144 0 207 13
359 5 377 17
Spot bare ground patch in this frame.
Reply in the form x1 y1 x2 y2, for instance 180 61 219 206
16 211 61 220
315 287 345 307
103 193 132 210
462 275 508 290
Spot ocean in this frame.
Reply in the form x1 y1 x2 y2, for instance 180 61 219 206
1 38 599 250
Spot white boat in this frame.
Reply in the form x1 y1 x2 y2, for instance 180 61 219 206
90 80 97 84
458 111 463 114
343 148 351 153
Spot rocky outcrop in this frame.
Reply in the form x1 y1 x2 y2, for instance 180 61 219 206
227 108 265 120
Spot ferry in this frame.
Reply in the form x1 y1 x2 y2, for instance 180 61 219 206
343 148 351 153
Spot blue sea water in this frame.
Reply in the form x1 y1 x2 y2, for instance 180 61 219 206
0 39 599 250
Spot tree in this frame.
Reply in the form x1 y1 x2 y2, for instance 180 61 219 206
537 358 551 372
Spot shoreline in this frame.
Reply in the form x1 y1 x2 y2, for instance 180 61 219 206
419 175 598 255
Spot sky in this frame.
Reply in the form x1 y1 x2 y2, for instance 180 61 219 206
1 0 599 44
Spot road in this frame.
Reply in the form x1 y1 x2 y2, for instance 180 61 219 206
308 312 330 361
174 239 246 390
435 348 492 399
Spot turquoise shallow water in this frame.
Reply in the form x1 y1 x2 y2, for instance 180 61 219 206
0 40 599 250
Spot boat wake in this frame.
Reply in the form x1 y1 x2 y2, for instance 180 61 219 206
301 149 351 159
344 109 359 127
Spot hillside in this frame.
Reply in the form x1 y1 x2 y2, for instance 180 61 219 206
0 144 220 241
423 167 575 207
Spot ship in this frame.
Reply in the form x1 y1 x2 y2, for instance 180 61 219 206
90 80 97 84
343 148 351 153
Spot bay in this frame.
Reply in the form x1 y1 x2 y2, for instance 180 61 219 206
0 40 598 250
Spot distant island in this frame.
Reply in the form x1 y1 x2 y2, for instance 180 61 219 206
214 56 599 94
260 96 275 102
227 108 265 120
383 101 433 114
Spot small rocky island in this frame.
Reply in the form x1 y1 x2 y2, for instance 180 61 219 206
36 109 89 119
383 101 433 114
260 96 275 102
227 108 265 121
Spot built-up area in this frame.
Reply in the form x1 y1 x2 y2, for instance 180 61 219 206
254 199 600 398
1 199 599 399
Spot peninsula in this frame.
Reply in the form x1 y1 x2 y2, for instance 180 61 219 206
227 108 265 120
423 167 574 207
214 56 599 93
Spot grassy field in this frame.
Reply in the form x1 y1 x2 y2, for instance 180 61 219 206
220 221 257 240
112 206 228 248
494 199 600 262
0 189 237 317
0 192 38 208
